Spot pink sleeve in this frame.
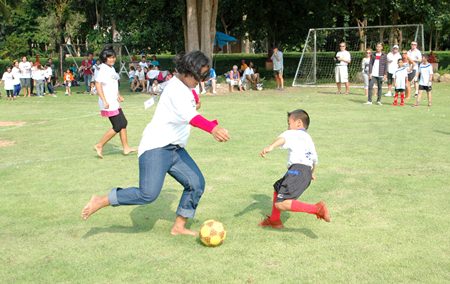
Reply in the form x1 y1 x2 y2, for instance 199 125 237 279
189 115 218 133
192 89 200 104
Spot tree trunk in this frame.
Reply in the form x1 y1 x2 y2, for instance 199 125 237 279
186 0 199 51
357 18 367 51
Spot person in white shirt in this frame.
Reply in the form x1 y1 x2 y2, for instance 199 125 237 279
392 59 413 106
335 42 351 95
1 66 15 100
258 109 330 229
11 61 22 98
131 65 146 92
93 48 137 159
242 61 261 91
385 45 402 96
414 55 433 107
81 51 230 237
33 64 46 97
138 56 148 69
407 41 422 96
19 56 32 97
45 64 55 96
361 48 372 97
128 65 136 88
271 47 284 90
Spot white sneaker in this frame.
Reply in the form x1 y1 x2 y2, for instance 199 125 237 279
212 91 217 95
200 90 206 95
363 101 372 105
384 92 392 97
377 102 382 106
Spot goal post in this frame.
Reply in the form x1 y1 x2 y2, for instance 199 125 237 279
292 24 424 87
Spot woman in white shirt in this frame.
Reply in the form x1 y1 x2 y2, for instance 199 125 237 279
94 48 136 159
82 51 230 237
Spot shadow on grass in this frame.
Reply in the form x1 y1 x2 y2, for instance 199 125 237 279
234 194 318 239
435 130 450 136
82 192 178 239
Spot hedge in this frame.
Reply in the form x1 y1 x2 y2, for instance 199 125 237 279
1 51 450 80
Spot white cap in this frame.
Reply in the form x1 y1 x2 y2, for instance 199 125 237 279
393 45 399 49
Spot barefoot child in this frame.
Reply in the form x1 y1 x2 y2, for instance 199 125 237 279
93 48 136 158
82 51 230 236
1 66 15 101
259 109 330 229
63 69 74 96
414 55 433 107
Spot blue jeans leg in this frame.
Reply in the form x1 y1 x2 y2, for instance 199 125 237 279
168 148 205 219
109 147 172 206
84 74 92 92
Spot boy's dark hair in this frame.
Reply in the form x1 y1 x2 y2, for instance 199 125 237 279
174 50 210 81
397 58 403 63
423 54 429 60
99 48 116 63
288 109 310 129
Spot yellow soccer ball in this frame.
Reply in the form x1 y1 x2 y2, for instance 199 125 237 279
199 220 226 247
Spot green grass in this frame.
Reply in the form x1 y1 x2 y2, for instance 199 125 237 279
1 82 449 283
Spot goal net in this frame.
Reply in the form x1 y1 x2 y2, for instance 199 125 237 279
292 24 424 87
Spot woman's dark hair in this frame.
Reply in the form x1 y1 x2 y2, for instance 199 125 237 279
287 109 310 129
99 48 116 63
174 50 210 81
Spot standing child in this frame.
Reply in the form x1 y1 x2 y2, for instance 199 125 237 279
89 81 97 96
11 61 21 98
392 59 411 106
259 109 330 229
414 55 433 107
64 69 74 96
33 64 46 97
1 66 15 100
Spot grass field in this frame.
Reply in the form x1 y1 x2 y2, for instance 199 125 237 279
1 82 449 283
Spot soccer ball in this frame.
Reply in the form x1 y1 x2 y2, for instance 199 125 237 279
199 220 226 247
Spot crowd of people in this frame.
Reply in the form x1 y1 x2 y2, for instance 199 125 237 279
336 40 433 107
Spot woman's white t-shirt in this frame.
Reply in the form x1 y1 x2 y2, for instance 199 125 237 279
96 63 120 111
279 129 318 168
11 67 21 85
138 76 199 156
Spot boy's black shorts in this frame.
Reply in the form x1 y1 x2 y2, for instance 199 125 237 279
395 88 405 93
387 73 394 85
273 164 312 202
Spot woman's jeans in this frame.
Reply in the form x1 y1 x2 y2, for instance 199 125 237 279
108 145 205 219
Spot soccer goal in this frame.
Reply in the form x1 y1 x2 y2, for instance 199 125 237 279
292 24 424 87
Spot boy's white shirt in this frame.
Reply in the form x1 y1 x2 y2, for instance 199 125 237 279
278 129 318 168
2 72 14 90
418 63 433 86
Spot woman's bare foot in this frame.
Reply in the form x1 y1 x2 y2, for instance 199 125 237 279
94 144 103 159
123 147 137 155
170 215 198 236
170 226 198 236
81 195 110 220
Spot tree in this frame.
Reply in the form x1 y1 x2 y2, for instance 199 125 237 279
184 0 219 61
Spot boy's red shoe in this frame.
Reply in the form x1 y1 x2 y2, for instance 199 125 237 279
400 102 404 106
315 201 331 222
392 102 398 106
259 216 284 229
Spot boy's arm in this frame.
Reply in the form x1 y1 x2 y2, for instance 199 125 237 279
260 137 286 158
311 165 316 180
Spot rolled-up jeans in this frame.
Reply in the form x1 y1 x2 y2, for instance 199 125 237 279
368 76 383 102
108 144 205 219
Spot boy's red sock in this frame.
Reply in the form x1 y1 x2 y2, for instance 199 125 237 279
269 191 281 221
393 94 398 105
400 93 405 104
290 200 318 214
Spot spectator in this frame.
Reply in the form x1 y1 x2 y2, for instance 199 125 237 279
365 42 388 105
200 67 217 95
385 45 402 97
271 47 284 90
146 66 160 93
128 65 136 89
240 59 248 75
401 49 415 100
1 66 15 100
139 56 148 69
242 61 261 91
361 48 371 97
150 55 160 67
19 56 32 97
81 53 94 93
47 58 57 85
407 41 422 97
45 63 55 96
132 65 146 92
11 60 21 98
93 60 101 81
33 64 46 97
64 68 74 96
334 42 351 95
226 65 243 92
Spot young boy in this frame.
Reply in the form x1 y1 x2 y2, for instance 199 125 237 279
1 66 15 100
392 59 410 106
259 109 330 229
414 55 433 107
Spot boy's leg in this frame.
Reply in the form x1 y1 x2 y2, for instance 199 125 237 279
392 92 398 105
414 90 422 106
400 92 405 106
427 91 432 106
168 148 205 236
275 199 330 222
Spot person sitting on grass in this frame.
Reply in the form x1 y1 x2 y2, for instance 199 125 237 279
81 50 230 237
259 109 330 229
200 67 216 95
226 65 243 92
242 61 261 91
128 65 136 89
